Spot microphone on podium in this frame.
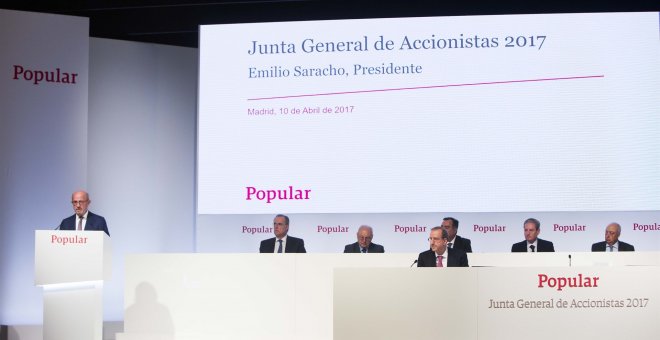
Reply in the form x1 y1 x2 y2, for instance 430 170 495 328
568 254 572 267
410 259 418 267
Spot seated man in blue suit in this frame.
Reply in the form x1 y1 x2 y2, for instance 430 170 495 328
591 222 635 252
58 190 109 236
511 218 553 252
417 227 469 267
343 225 385 253
259 214 306 253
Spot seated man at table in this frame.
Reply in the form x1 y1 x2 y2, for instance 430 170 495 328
511 218 554 252
343 225 385 253
441 217 472 253
259 214 306 253
591 222 635 252
417 227 469 267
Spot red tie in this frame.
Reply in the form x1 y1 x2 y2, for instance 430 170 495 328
436 255 443 267
77 216 83 231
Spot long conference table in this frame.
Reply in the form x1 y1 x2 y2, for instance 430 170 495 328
117 252 660 340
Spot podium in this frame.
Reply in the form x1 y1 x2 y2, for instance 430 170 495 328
35 230 111 340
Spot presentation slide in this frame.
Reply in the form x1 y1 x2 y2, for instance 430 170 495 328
198 12 659 215
197 12 660 252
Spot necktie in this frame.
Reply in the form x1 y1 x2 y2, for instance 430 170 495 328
361 247 366 253
277 239 283 253
448 242 453 249
608 245 613 252
77 216 83 231
530 245 535 252
436 255 443 267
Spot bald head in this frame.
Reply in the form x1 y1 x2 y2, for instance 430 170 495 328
71 191 91 217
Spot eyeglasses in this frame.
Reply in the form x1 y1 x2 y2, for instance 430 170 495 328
428 237 444 242
71 200 89 205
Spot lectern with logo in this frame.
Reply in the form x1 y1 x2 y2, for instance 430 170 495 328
34 230 111 340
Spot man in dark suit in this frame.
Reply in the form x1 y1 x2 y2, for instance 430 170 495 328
417 227 469 267
343 225 385 253
259 214 306 253
441 217 472 253
58 191 109 236
592 222 635 252
511 218 554 252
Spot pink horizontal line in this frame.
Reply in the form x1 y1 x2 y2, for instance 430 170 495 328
247 75 604 101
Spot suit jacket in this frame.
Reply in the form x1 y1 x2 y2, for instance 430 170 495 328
259 236 306 253
591 241 635 252
449 235 472 253
511 238 554 252
417 249 469 267
59 211 110 236
343 242 385 253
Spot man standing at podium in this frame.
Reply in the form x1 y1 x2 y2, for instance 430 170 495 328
417 227 469 267
511 218 553 252
58 190 110 236
591 222 635 252
259 214 306 253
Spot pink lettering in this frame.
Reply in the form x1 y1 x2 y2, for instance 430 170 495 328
538 273 599 291
245 186 311 204
393 224 426 234
12 65 78 85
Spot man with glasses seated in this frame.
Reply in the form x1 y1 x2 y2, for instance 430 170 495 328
417 227 468 267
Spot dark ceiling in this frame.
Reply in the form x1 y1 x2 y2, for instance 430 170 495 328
2 1 658 48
